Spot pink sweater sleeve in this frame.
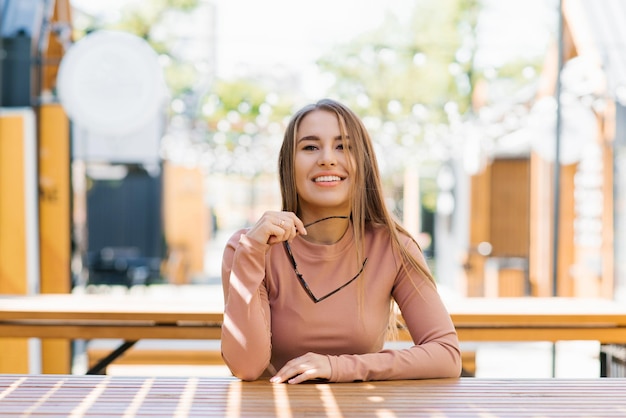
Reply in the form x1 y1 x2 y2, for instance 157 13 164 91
220 230 272 381
327 239 462 382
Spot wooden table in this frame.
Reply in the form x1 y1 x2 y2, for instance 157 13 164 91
1 375 625 417
0 292 222 374
1 293 625 375
439 297 626 343
430 297 626 377
2 294 625 343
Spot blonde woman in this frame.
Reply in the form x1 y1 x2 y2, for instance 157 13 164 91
221 98 461 383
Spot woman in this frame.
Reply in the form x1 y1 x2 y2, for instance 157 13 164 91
221 98 461 383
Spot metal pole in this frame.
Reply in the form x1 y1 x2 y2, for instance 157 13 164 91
551 0 564 378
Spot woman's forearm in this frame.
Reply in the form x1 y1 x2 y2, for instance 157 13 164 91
221 234 273 380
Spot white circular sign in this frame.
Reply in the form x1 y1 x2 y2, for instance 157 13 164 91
57 30 167 136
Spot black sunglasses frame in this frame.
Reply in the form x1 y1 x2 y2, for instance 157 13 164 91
283 241 367 303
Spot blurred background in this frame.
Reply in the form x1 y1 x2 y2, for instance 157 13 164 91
1 0 625 376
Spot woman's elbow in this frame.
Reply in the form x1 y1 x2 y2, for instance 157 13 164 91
222 353 267 381
430 341 462 378
445 346 463 378
430 354 462 379
446 357 463 378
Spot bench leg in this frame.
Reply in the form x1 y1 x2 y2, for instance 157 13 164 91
460 368 475 377
460 350 476 377
600 344 626 377
86 341 138 375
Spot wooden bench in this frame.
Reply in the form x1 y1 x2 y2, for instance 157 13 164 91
86 341 477 376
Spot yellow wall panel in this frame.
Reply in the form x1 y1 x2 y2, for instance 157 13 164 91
0 113 27 293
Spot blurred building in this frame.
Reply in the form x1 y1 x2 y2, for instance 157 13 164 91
443 0 626 303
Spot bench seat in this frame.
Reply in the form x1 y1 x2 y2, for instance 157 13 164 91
86 339 477 376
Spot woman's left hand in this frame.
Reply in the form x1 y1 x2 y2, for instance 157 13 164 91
270 352 331 384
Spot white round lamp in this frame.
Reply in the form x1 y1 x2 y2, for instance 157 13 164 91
57 30 167 136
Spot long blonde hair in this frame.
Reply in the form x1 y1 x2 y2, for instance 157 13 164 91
278 98 435 285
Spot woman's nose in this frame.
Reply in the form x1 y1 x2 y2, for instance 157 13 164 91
318 147 337 166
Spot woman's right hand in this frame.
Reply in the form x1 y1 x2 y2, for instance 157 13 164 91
246 211 307 245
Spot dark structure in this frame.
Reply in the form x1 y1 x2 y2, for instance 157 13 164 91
85 165 164 287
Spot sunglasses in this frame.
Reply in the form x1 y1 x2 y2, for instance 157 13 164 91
282 239 368 304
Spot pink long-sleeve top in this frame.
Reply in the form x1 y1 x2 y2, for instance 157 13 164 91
221 223 462 382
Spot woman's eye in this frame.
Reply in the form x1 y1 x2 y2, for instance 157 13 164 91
303 145 317 151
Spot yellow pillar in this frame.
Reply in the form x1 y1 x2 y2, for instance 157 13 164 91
38 104 72 373
0 108 38 373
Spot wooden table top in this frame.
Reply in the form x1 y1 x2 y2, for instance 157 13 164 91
1 293 625 342
446 296 626 326
0 292 222 322
1 375 625 417
439 296 626 343
1 293 624 324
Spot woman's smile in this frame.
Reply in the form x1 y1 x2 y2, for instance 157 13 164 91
313 174 345 186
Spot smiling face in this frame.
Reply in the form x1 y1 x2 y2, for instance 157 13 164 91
294 109 354 219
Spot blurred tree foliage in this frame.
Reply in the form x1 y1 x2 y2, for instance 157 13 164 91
318 0 479 129
199 79 294 133
110 0 199 42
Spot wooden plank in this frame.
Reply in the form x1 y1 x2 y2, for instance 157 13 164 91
0 324 221 340
399 327 626 343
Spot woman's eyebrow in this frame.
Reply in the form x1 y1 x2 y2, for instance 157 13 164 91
296 135 347 143
296 135 319 143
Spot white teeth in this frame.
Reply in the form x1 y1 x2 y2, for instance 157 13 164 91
315 175 341 182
